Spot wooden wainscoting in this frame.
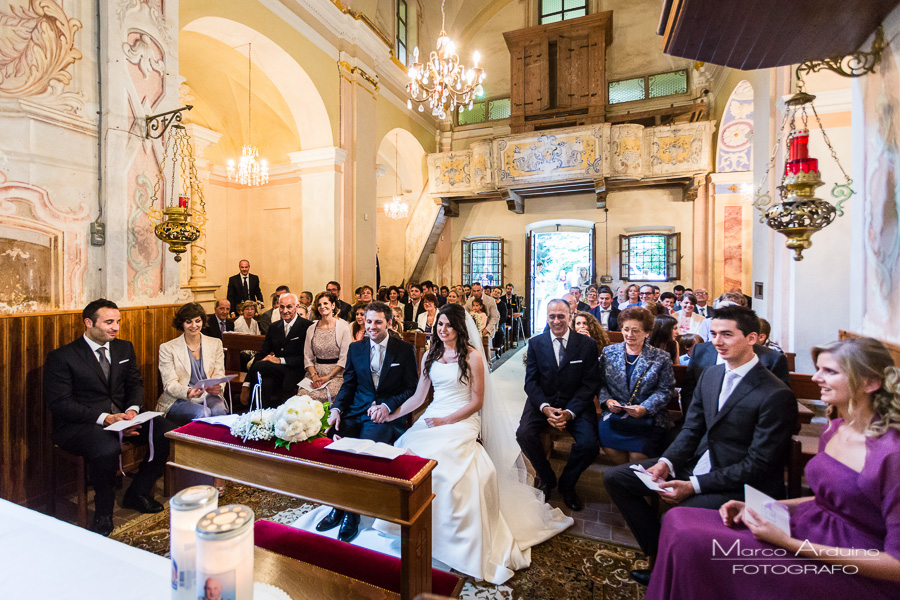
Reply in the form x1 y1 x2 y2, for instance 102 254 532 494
0 304 180 510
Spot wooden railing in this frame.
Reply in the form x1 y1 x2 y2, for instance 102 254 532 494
0 304 180 509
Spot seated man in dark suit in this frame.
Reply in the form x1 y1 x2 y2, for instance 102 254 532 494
226 259 263 315
517 299 602 512
240 293 312 408
202 298 234 339
680 311 791 415
326 281 353 321
603 305 797 586
588 285 619 331
257 285 290 336
318 301 418 541
43 299 173 536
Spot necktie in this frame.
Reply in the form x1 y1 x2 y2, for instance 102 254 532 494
96 347 110 380
371 344 384 387
243 276 249 300
219 318 225 332
719 370 740 410
555 337 567 366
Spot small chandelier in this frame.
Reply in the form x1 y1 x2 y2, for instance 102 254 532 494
406 0 485 120
753 77 853 261
386 133 409 220
227 43 268 186
146 112 206 262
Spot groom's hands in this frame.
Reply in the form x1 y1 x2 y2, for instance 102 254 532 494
368 404 390 423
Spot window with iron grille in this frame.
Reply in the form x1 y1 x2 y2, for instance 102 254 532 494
397 0 408 66
619 233 681 281
455 98 511 126
540 0 588 25
462 238 503 287
609 69 689 105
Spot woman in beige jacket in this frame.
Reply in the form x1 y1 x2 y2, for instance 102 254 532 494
157 303 228 426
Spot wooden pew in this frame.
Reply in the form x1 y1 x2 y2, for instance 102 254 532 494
221 332 265 399
607 331 624 344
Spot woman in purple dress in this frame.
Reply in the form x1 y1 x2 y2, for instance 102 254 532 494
646 337 900 598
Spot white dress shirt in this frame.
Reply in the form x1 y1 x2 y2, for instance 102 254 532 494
84 335 140 426
539 329 576 419
659 354 759 494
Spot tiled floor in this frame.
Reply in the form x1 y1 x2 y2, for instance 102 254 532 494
545 438 640 548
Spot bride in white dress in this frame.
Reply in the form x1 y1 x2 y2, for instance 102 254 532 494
369 303 572 584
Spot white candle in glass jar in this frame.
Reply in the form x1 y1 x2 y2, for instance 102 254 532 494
170 485 219 599
195 505 255 600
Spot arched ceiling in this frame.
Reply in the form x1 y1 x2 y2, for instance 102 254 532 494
180 31 300 166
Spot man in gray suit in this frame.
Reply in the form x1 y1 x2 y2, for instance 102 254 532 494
603 305 797 586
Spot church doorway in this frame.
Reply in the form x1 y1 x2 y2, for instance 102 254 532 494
527 224 594 334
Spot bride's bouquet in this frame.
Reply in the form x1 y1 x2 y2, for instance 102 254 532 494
230 395 330 448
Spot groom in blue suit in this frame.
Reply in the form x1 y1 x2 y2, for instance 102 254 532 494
517 299 602 512
318 301 418 541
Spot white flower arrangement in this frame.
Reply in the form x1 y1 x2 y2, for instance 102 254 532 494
230 408 277 442
229 395 328 449
273 395 326 447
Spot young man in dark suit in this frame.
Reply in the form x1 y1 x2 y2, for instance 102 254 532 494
500 283 523 344
603 305 797 586
326 281 353 321
517 299 602 512
240 293 312 408
589 285 619 331
43 299 173 536
226 259 263 314
318 301 418 541
202 298 234 339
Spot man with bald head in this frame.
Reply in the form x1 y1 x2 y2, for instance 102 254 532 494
241 293 313 407
516 299 602 512
227 259 262 316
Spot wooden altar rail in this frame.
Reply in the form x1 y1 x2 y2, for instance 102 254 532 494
0 304 180 509
166 429 437 600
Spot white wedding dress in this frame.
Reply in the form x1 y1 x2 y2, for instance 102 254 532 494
375 354 573 584
292 315 572 585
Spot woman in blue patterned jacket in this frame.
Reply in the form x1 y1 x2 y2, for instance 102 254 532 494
597 306 676 465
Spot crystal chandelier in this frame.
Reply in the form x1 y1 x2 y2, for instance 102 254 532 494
227 43 268 186
386 133 409 220
406 0 485 120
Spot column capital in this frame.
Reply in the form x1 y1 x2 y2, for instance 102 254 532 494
183 124 222 156
288 147 348 169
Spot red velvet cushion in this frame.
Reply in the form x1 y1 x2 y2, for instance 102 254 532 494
254 520 461 597
171 421 432 482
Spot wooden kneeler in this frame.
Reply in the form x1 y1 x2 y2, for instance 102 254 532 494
253 520 463 600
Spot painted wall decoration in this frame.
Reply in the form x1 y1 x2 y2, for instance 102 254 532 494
645 122 712 177
428 121 713 196
0 169 90 313
716 80 754 173
495 125 607 186
861 43 900 343
610 123 643 178
0 0 85 114
429 151 472 194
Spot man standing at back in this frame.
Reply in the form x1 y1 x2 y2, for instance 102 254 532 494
43 299 172 536
603 305 797 586
318 301 418 541
326 281 352 321
227 260 262 315
517 299 601 512
240 293 312 407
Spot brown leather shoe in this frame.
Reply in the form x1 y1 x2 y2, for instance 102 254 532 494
240 386 250 406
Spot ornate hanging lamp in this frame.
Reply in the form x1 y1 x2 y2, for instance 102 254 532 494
226 43 268 186
385 133 409 220
752 79 854 261
145 114 207 262
406 0 485 120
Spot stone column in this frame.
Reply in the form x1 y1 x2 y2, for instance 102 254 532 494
339 54 379 291
288 147 348 292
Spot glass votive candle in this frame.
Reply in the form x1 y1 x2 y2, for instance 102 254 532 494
195 504 255 600
170 485 219 599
